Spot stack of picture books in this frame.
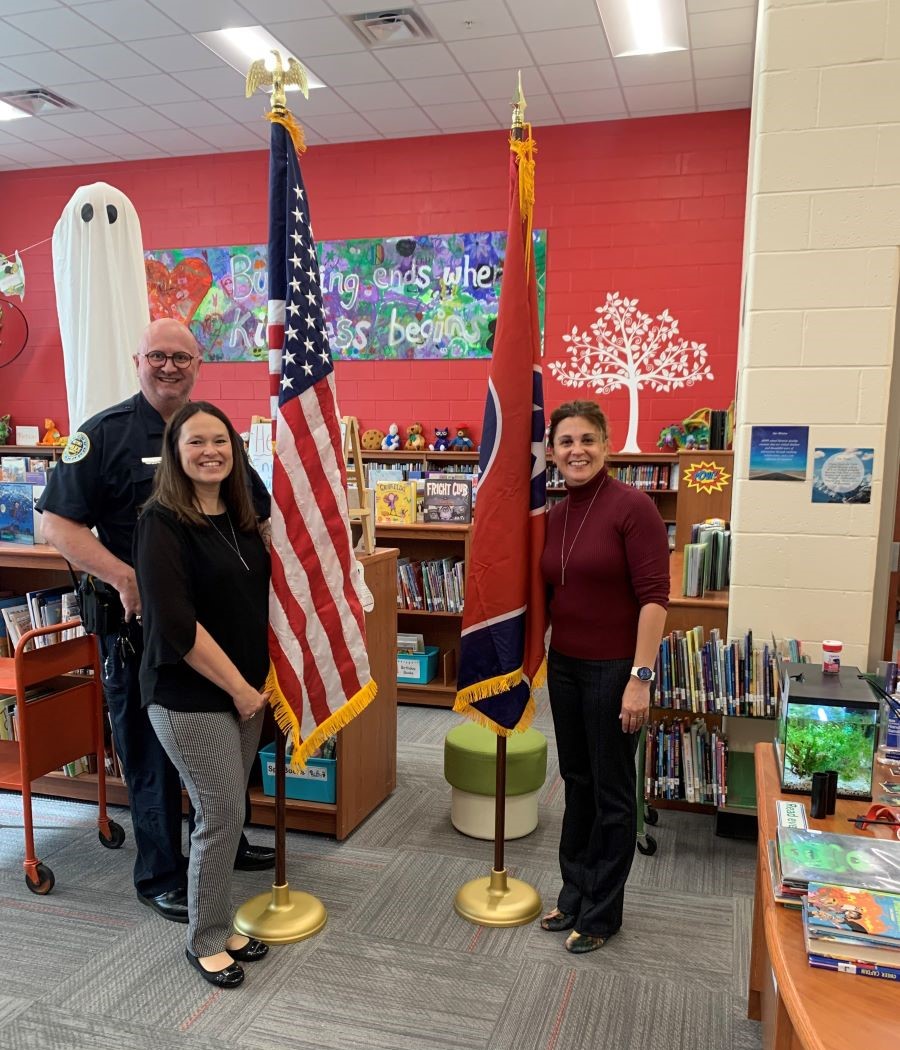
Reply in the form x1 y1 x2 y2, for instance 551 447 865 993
654 626 779 717
803 882 900 981
644 716 727 805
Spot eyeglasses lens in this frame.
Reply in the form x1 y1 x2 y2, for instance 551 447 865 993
146 351 195 368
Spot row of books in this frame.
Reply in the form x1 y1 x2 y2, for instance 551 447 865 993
364 461 480 486
643 716 727 805
0 586 83 656
654 627 779 717
802 880 900 982
1 455 51 485
546 462 677 491
375 478 474 525
396 556 465 613
682 522 730 596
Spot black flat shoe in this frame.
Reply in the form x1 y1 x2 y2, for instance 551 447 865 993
234 844 276 871
185 949 244 988
565 930 615 954
226 937 269 962
138 889 188 924
540 909 576 932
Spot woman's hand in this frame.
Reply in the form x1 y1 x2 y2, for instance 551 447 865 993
619 677 651 734
233 684 271 721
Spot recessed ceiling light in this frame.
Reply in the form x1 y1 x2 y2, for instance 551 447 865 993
0 99 30 121
596 0 689 57
194 26 325 90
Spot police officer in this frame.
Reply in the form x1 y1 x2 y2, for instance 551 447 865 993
38 318 275 923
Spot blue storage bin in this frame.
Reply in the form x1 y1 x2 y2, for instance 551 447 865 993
258 742 336 804
397 644 440 685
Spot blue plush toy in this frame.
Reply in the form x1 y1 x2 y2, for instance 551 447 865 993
448 426 474 452
429 426 450 452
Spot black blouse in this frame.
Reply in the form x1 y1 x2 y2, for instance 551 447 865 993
134 504 270 713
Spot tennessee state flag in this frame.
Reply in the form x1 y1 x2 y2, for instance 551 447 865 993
453 126 547 734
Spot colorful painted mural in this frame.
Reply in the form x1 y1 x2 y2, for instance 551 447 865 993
145 230 546 363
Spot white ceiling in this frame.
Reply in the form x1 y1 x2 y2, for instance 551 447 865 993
0 0 757 170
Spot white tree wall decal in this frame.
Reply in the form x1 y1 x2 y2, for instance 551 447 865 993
547 292 714 453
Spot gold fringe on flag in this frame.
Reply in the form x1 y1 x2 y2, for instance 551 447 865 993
266 109 307 155
452 654 546 736
509 123 536 270
265 663 378 771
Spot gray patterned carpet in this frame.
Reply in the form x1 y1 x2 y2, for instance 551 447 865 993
0 693 761 1050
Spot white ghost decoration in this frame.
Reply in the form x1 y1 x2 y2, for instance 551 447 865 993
52 183 149 431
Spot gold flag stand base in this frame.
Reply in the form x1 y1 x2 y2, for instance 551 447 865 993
234 882 327 944
454 868 542 928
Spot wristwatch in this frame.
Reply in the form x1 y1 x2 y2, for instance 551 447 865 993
630 666 655 683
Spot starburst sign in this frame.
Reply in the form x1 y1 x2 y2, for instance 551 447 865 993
683 460 731 495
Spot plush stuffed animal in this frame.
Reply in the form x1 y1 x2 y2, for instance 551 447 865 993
361 428 385 451
0 414 9 445
656 424 685 451
429 426 450 452
448 426 474 452
381 423 401 451
40 418 64 445
405 421 426 451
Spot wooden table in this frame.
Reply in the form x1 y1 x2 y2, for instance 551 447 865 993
748 743 897 1050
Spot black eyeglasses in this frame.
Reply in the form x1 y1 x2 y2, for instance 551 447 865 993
142 350 198 369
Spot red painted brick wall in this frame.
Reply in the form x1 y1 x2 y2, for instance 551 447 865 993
1 110 748 453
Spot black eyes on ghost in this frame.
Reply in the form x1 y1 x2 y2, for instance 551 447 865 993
80 203 118 224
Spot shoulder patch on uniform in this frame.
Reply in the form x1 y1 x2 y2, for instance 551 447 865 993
62 431 91 464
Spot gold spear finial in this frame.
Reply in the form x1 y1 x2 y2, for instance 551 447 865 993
246 49 309 116
510 69 526 132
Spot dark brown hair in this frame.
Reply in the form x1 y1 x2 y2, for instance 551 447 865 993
145 401 257 531
548 400 609 446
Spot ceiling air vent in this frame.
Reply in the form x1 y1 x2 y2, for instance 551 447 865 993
0 88 79 117
346 8 434 47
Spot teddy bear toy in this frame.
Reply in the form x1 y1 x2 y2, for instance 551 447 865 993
448 426 474 452
381 423 401 451
404 421 426 451
429 426 450 452
361 428 385 451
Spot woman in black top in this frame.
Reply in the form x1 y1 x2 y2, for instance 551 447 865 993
134 401 271 989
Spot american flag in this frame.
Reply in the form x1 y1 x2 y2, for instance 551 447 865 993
265 116 376 768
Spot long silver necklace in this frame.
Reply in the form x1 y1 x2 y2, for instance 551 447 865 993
560 475 606 587
203 509 250 572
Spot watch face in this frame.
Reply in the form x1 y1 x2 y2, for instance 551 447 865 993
635 666 653 682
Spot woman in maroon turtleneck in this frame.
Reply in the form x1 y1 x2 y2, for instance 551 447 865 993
538 400 669 953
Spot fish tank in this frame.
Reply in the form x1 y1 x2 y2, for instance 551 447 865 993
775 663 879 800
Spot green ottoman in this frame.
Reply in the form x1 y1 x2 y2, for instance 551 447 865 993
443 721 547 839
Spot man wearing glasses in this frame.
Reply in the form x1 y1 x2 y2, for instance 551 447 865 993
37 318 275 923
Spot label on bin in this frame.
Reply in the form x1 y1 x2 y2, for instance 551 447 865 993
266 760 327 781
398 656 421 677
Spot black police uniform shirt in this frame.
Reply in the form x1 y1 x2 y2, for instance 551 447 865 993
36 392 271 565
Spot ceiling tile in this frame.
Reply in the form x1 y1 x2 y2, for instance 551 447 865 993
541 59 618 94
421 1 518 40
238 0 331 19
692 43 754 80
524 24 611 64
40 110 123 137
240 120 269 142
0 61 37 91
87 130 166 156
141 0 252 34
39 136 118 160
506 0 602 33
174 66 246 99
209 93 280 123
424 98 496 128
338 80 414 110
554 86 627 118
615 50 693 87
52 78 140 110
10 118 76 142
446 34 531 73
269 16 366 57
131 34 223 72
0 19 44 56
192 122 266 148
76 0 182 41
401 74 479 105
624 81 697 112
695 74 751 105
136 126 208 151
112 73 198 105
486 92 562 125
467 65 547 99
0 1 62 13
302 111 379 139
2 51 97 85
6 7 113 48
364 107 439 136
99 105 180 132
153 98 233 126
286 89 352 117
689 7 758 49
0 140 67 162
302 51 392 86
375 43 462 78
60 43 159 79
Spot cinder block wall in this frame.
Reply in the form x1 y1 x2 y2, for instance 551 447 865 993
730 0 900 668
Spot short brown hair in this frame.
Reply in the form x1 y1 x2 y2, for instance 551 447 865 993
548 400 609 447
145 401 257 531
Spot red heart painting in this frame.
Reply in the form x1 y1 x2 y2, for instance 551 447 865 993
145 257 213 326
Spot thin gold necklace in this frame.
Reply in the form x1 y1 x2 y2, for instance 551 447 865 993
561 475 606 587
203 509 250 572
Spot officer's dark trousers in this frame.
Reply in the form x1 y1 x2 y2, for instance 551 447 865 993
547 648 639 938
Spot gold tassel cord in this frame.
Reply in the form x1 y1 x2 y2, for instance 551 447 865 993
509 124 536 270
266 110 307 156
265 663 377 771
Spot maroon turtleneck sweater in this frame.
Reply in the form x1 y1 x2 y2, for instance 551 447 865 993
540 466 670 661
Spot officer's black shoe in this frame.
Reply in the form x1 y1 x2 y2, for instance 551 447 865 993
234 844 276 871
138 888 189 923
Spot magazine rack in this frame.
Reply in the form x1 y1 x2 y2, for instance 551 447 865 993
0 621 124 893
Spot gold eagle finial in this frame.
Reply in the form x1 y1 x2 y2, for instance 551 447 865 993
246 49 309 114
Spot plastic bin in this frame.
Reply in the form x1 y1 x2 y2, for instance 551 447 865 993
397 644 439 685
258 741 336 804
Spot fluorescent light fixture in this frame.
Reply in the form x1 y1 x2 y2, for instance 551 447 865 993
595 0 689 57
194 26 325 90
0 99 29 121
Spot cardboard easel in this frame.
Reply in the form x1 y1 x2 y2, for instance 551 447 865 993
341 415 374 555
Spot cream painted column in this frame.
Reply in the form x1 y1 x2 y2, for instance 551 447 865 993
730 0 900 669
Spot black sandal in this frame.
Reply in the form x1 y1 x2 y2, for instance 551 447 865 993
565 931 608 954
540 909 576 932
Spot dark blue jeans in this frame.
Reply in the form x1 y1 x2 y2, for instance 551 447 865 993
547 648 639 937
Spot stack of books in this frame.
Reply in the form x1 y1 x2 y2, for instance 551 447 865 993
396 556 465 612
803 881 900 981
644 716 727 805
773 827 900 901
